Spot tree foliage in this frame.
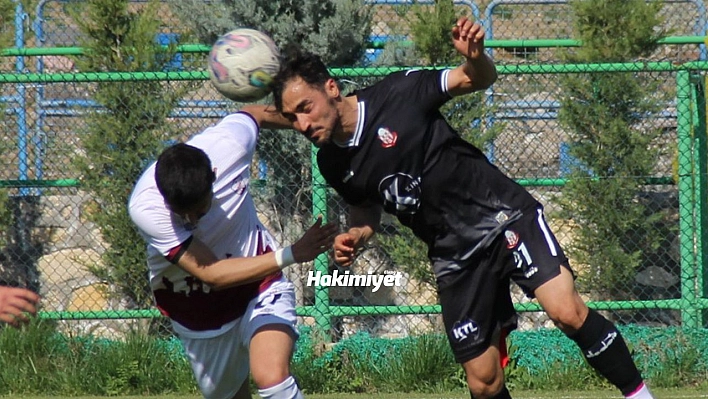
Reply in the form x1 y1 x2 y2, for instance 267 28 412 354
558 0 669 297
165 0 372 66
0 0 14 48
0 0 14 250
70 0 192 307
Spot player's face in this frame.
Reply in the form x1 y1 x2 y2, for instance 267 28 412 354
280 77 339 147
169 194 212 225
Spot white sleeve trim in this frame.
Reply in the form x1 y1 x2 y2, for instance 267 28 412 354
440 69 451 94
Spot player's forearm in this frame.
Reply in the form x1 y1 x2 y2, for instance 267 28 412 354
462 53 497 90
203 253 284 290
240 104 294 130
348 226 376 246
448 54 498 96
348 204 382 246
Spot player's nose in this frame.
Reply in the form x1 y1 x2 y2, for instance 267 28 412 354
296 114 312 133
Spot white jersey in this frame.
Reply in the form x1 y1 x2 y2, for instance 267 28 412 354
129 112 282 338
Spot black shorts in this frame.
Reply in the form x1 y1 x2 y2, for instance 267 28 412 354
437 207 573 363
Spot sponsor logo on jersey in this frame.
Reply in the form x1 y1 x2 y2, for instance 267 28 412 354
377 127 398 148
379 173 421 215
495 211 509 224
451 318 480 342
231 174 248 195
505 230 519 249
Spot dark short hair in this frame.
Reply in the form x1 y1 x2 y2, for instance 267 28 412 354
155 143 215 212
272 45 333 112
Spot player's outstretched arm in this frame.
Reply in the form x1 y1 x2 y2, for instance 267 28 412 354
0 286 40 327
447 16 498 97
333 204 382 267
240 104 295 130
175 216 338 290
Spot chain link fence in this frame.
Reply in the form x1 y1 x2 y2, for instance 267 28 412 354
1 0 707 340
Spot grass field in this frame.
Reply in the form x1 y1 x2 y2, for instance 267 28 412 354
11 389 708 399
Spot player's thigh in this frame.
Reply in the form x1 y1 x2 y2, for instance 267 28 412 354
242 278 299 388
506 207 587 330
505 208 568 290
534 267 588 331
180 327 250 399
437 254 516 365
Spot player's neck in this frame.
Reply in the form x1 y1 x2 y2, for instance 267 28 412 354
335 95 359 140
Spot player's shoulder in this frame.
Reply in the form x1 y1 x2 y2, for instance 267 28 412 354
190 112 259 152
388 68 442 82
128 169 170 226
214 112 259 134
368 68 446 94
129 162 157 204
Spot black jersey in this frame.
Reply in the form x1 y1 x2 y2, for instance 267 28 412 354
317 69 540 277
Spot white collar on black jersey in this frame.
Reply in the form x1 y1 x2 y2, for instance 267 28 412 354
333 101 365 148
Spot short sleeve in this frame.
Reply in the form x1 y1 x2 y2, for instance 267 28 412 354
128 166 192 256
190 112 259 156
381 69 453 114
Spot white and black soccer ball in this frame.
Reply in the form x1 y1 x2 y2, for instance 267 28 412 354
207 28 280 102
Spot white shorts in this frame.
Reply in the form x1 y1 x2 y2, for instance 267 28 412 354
178 279 298 399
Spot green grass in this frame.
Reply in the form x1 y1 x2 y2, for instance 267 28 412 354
8 389 708 399
2 321 707 397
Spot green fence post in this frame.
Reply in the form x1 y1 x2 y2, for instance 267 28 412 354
311 145 332 340
676 70 699 329
694 74 708 327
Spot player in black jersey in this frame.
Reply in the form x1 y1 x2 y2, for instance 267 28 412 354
272 16 654 399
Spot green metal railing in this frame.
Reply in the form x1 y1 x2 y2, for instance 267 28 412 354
1 35 705 57
1 40 707 330
3 62 708 83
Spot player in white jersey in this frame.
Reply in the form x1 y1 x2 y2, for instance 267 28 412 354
129 105 338 399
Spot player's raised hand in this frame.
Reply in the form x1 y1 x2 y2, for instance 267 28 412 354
332 228 368 267
0 287 40 328
452 16 486 60
291 215 339 263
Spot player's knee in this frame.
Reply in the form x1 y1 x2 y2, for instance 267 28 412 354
544 296 588 333
549 306 587 333
465 367 504 399
251 365 290 389
467 378 505 399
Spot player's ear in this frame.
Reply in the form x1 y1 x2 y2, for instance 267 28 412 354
210 169 216 183
325 78 339 98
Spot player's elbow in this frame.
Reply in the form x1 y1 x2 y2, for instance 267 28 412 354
201 274 233 291
472 69 497 91
200 272 252 291
481 69 498 89
189 268 226 291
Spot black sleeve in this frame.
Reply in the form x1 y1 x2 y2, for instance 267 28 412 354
382 69 452 114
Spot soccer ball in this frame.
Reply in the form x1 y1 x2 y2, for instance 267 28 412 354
207 28 281 102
